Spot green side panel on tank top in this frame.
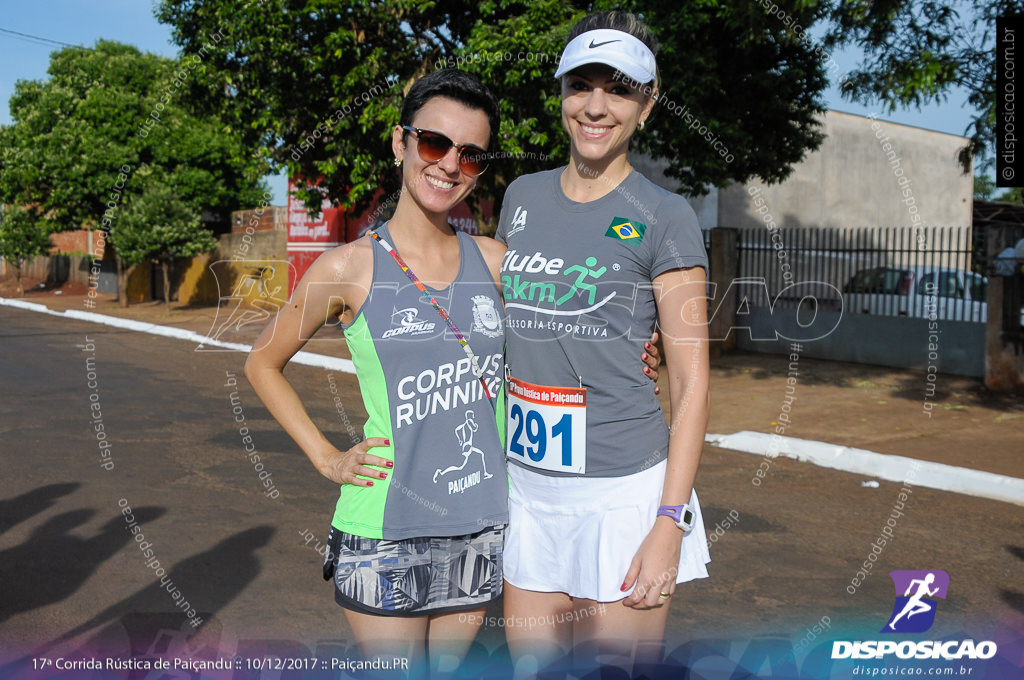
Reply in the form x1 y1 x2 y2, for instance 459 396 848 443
497 379 510 494
332 314 395 540
495 378 506 447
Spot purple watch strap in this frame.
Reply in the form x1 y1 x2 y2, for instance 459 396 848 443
657 505 686 521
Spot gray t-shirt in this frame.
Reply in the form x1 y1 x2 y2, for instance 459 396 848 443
496 168 707 477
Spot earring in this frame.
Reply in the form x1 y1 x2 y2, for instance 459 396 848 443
394 158 402 167
638 120 646 130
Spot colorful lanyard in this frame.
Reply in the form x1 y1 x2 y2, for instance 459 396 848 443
369 228 494 400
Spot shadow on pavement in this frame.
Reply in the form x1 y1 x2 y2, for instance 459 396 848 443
1000 545 1024 615
0 525 276 675
887 374 1024 408
0 505 166 624
46 525 276 648
0 483 80 535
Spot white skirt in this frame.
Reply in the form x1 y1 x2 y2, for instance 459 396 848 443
504 459 710 603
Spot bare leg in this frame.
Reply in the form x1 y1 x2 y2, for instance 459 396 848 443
503 583 574 680
343 609 427 676
574 595 671 678
427 607 485 678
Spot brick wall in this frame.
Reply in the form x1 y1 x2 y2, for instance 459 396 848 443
231 206 287 233
48 230 91 255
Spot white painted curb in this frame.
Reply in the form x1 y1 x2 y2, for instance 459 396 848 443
0 296 356 374
705 430 1024 506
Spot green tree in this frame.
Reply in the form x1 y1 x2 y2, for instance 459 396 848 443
996 186 1024 204
824 0 1017 172
973 172 1024 203
156 0 830 232
0 206 51 296
113 179 217 307
0 40 267 303
974 173 1001 201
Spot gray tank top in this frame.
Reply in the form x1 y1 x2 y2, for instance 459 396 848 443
333 224 507 540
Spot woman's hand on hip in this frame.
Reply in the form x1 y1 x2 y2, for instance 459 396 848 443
642 330 662 394
316 438 392 486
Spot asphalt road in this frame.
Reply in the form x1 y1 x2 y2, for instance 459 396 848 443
1 305 1022 678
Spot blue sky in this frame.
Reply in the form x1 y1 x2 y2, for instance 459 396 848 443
0 1 981 206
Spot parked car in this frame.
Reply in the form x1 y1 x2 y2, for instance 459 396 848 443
842 267 991 322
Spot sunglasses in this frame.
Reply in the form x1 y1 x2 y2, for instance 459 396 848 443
402 126 489 176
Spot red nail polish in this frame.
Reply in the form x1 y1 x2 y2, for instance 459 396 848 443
380 472 387 479
620 584 628 592
384 439 390 446
385 461 394 468
642 353 648 361
367 481 374 486
645 342 651 349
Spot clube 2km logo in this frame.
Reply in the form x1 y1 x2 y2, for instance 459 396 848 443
832 570 997 662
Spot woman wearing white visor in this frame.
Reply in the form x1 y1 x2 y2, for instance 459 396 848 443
495 10 711 674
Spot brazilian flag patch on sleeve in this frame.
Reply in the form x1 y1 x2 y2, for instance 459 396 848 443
604 217 647 247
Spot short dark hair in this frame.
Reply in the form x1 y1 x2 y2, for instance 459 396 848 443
565 10 660 87
399 68 500 149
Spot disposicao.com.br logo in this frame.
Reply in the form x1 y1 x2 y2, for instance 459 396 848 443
883 569 948 634
832 570 997 661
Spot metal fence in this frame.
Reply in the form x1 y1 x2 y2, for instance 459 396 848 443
726 225 984 323
975 221 1024 353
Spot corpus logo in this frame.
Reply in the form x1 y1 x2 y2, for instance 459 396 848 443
383 306 436 339
392 307 420 326
882 570 949 634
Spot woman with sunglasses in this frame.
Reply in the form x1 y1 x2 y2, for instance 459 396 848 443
245 69 508 672
495 10 711 675
246 66 660 673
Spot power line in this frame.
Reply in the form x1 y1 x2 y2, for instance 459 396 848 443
0 26 82 49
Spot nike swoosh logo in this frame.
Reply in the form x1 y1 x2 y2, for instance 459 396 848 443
588 39 621 48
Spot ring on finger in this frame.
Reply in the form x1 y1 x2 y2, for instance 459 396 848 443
658 592 671 600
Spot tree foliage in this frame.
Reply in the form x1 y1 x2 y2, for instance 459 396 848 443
824 0 1021 173
0 40 267 231
156 0 831 232
994 185 1024 204
114 177 217 305
0 205 51 296
975 173 1000 201
0 39 267 304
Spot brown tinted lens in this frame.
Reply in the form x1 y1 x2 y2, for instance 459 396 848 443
415 130 453 162
459 147 488 176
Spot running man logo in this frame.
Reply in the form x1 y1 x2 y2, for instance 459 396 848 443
882 570 949 634
433 409 495 492
604 217 646 247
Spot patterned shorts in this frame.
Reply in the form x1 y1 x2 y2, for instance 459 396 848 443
323 524 505 617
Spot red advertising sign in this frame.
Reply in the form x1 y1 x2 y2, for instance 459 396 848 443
286 180 344 295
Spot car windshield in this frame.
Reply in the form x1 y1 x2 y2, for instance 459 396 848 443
967 274 986 301
917 272 963 299
844 268 906 294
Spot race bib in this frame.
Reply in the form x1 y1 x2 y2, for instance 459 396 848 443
505 376 586 474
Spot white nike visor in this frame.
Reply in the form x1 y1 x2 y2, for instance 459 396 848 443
554 28 656 84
